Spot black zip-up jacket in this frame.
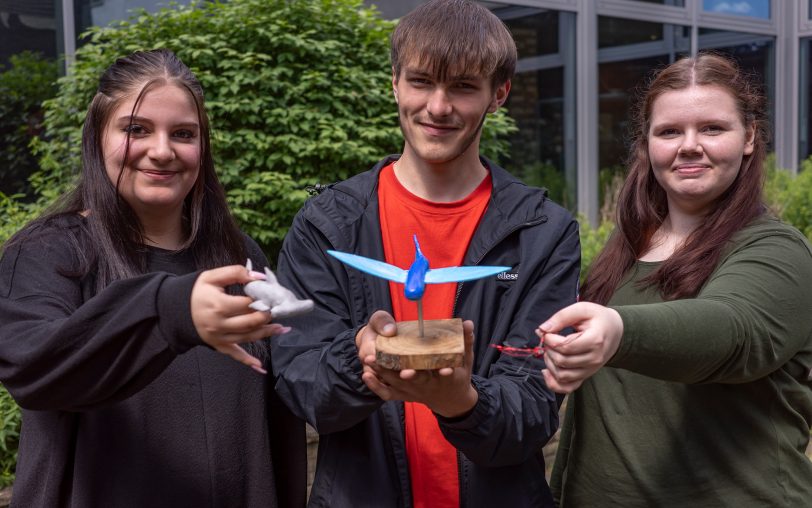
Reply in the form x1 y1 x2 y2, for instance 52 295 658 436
272 156 580 508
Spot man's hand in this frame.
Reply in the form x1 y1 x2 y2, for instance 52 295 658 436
191 265 291 373
360 319 479 418
355 310 397 364
536 301 623 393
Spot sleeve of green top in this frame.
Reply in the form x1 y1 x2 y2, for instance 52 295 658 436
608 230 812 384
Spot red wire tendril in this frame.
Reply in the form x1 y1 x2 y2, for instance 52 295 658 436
490 340 545 358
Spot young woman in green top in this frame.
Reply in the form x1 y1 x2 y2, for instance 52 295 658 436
540 53 812 506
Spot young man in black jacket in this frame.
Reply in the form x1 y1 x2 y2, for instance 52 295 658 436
272 1 580 506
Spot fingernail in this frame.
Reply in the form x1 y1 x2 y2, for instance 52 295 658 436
539 322 550 332
251 364 268 375
249 270 266 280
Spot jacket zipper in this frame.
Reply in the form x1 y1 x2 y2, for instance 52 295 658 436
452 214 548 506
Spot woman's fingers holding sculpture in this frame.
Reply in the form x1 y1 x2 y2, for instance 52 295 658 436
537 302 624 392
191 265 284 371
541 340 591 393
538 302 623 361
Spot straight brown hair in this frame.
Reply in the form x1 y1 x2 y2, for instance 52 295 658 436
390 0 517 87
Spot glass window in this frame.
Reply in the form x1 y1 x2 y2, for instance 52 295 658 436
599 16 667 48
597 17 690 205
703 0 770 20
801 38 812 161
628 0 685 5
74 0 189 39
496 5 560 56
498 8 577 208
0 2 58 66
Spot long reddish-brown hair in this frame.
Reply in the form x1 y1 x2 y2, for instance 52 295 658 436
582 52 768 304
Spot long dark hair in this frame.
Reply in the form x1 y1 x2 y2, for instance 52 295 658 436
9 49 245 291
582 52 768 304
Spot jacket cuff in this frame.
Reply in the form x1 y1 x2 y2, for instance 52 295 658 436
156 271 205 354
336 325 367 380
435 375 493 429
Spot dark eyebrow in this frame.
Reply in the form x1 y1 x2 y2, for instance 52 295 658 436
116 116 199 129
449 74 480 82
404 69 432 78
403 69 480 83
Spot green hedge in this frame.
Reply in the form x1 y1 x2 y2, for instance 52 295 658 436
765 155 812 241
0 51 59 199
0 389 20 488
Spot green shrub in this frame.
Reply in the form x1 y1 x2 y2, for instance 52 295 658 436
0 193 41 245
0 387 20 488
765 156 812 241
0 52 59 198
578 216 614 284
516 162 573 209
25 0 516 259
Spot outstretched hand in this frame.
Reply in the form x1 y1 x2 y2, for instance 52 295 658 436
191 265 290 374
358 315 478 418
537 301 623 393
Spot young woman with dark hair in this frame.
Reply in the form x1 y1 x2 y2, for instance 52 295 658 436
540 53 812 506
0 49 304 507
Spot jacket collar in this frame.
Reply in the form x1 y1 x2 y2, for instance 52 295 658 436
323 154 551 261
331 155 548 219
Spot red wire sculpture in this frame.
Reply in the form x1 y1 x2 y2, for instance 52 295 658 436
490 340 545 358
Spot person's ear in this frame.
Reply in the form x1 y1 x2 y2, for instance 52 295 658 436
743 121 756 155
488 80 511 113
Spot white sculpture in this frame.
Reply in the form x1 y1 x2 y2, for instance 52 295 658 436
244 259 314 318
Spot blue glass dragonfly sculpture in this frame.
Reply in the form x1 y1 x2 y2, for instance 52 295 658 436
327 235 510 336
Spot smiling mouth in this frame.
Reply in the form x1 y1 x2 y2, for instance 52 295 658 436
418 122 459 136
138 169 178 178
672 165 711 177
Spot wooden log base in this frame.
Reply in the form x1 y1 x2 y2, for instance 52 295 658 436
376 318 464 370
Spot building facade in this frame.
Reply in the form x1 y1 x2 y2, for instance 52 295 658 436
2 0 810 221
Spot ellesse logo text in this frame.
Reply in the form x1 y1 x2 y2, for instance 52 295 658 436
497 272 518 281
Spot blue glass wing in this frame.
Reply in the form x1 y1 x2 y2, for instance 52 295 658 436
327 250 408 283
425 265 511 284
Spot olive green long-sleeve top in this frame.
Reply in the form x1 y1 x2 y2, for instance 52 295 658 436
552 217 812 507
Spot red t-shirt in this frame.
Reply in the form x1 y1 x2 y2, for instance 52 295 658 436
378 162 492 508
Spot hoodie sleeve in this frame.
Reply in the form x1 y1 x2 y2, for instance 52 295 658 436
0 224 204 411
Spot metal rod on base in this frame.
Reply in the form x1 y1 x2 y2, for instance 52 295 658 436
417 299 424 337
